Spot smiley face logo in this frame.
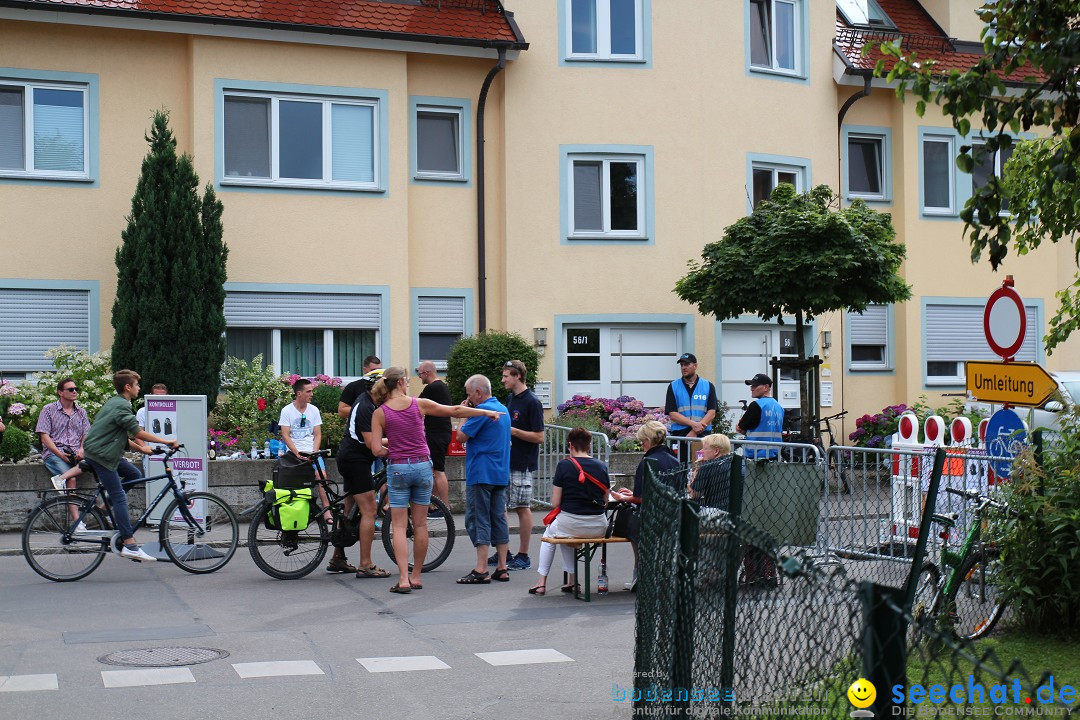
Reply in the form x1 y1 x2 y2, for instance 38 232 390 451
847 678 876 709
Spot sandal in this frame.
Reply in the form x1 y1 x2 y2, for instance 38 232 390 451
528 585 546 596
326 557 357 573
560 583 580 594
456 569 491 584
388 583 411 594
409 582 423 590
491 568 510 582
355 564 391 578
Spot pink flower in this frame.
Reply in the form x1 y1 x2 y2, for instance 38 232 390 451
257 397 268 411
8 402 27 416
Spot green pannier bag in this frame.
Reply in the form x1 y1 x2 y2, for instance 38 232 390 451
261 479 313 531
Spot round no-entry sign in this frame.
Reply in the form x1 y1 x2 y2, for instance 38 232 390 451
984 285 1026 359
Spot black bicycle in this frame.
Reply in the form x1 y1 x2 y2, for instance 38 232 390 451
248 451 455 580
22 445 239 581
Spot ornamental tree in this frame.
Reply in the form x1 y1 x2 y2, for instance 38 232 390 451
111 110 228 410
878 0 1080 351
674 184 911 436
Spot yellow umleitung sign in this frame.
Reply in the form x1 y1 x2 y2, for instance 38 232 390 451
966 361 1057 407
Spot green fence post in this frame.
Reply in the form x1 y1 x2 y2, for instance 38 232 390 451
861 581 906 717
671 497 700 718
902 447 947 611
719 454 743 709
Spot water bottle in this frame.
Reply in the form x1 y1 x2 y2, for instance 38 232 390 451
597 562 609 596
208 440 217 461
264 440 271 459
251 440 258 459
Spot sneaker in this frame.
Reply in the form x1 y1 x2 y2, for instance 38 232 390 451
75 522 87 533
427 507 445 519
119 544 157 562
506 553 531 571
50 475 67 492
487 552 501 566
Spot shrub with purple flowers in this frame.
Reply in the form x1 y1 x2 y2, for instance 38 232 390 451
554 394 732 450
848 403 910 448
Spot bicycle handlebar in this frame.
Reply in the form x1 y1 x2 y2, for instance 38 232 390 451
152 444 185 458
943 486 1012 514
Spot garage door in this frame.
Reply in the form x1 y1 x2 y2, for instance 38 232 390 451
563 325 679 407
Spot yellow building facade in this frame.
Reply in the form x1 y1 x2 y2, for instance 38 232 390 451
1 0 1076 440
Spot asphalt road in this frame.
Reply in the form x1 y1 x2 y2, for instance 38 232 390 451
0 525 640 720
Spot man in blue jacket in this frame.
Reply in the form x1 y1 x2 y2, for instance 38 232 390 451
665 353 717 438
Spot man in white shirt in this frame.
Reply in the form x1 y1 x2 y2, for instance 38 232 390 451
135 383 168 430
279 378 331 524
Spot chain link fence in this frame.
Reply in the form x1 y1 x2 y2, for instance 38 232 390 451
629 452 1079 719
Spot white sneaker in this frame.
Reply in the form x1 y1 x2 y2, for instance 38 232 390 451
75 522 87 533
51 475 67 492
119 545 157 562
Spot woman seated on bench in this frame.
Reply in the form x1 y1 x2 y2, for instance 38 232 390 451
528 427 612 596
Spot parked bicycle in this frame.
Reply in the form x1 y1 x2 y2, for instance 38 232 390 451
782 409 850 493
248 451 455 580
909 487 1010 643
22 445 239 582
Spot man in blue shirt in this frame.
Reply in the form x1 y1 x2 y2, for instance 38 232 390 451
456 374 511 585
665 353 717 438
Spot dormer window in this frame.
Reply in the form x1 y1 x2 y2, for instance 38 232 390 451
836 0 896 30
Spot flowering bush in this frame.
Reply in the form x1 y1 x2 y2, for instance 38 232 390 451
554 395 668 449
848 403 910 448
0 347 117 434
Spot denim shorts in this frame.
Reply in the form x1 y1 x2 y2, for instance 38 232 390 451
386 460 433 508
43 453 77 477
465 484 509 548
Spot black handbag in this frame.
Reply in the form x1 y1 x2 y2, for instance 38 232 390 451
609 502 638 539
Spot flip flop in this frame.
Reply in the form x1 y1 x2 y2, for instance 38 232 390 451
409 582 423 590
528 585 546 596
389 583 411 594
560 583 579 594
457 569 491 584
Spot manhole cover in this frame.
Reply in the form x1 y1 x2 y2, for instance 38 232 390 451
98 647 229 667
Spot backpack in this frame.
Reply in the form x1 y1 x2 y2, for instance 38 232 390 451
260 479 313 531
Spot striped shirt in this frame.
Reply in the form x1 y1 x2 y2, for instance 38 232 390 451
35 400 91 461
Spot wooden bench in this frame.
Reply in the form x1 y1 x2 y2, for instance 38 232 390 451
541 535 632 602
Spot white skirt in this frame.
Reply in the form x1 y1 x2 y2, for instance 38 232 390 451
544 510 608 539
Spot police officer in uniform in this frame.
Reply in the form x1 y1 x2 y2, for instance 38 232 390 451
737 373 783 460
665 353 717 438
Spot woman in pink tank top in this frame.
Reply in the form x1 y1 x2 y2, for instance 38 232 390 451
370 367 501 593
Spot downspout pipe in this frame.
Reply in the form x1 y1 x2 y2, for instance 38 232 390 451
476 46 507 334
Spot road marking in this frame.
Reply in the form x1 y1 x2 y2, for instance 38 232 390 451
0 674 59 692
475 649 574 666
101 668 196 688
357 656 451 673
232 661 324 678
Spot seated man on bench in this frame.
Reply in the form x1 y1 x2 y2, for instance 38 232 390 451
528 427 612 596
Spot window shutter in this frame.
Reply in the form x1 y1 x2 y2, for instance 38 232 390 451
0 288 89 371
849 305 887 346
925 304 1037 363
331 103 374 183
418 296 465 334
224 292 380 328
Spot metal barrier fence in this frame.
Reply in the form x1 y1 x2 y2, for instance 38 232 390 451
630 455 1079 718
534 425 610 509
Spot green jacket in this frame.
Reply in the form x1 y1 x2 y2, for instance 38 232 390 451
83 395 139 470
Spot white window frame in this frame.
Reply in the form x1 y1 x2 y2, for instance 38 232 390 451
414 104 464 181
568 153 646 240
222 91 381 191
748 0 802 75
847 304 890 371
750 161 805 208
846 132 886 201
565 0 645 61
921 134 956 216
0 80 89 181
971 138 1015 215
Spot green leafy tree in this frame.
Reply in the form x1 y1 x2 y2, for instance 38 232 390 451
445 332 540 405
878 0 1080 350
674 184 911 435
112 110 228 410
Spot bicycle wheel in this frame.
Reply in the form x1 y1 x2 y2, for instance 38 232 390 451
381 495 455 573
247 500 328 580
951 550 1006 641
159 492 239 574
908 563 940 645
22 497 109 582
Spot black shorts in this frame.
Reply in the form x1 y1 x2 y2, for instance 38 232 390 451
337 455 374 495
427 435 450 472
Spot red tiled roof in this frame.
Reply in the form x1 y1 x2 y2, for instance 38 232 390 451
3 0 526 47
833 0 1036 82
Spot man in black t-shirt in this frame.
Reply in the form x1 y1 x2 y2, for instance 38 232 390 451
336 355 382 420
417 360 452 506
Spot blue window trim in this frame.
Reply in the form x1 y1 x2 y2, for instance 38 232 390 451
408 96 472 186
557 0 653 68
553 313 694 406
841 125 893 204
744 0 810 84
223 281 391 363
560 144 655 245
0 278 101 352
409 287 474 369
920 296 1045 389
745 152 812 214
0 68 99 187
214 79 389 196
845 304 896 375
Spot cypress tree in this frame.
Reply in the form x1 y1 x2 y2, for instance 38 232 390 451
112 110 228 410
